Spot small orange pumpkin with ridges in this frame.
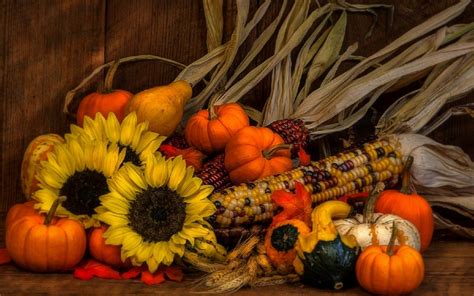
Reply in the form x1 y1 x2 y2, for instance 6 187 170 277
21 134 64 198
88 225 131 268
5 201 37 230
264 219 310 274
224 126 292 184
185 103 249 154
6 196 86 272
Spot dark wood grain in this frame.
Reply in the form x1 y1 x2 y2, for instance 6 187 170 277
105 0 208 93
0 0 106 214
0 239 472 295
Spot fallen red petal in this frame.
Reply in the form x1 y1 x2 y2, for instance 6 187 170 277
0 249 11 265
164 266 183 282
141 270 166 285
122 266 145 279
73 259 121 280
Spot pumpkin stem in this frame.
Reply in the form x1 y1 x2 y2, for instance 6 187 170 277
262 144 292 159
44 196 67 226
362 182 385 224
400 156 414 195
104 60 120 92
387 221 398 256
208 105 218 120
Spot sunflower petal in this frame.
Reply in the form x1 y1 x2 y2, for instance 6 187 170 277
120 112 138 146
168 157 186 191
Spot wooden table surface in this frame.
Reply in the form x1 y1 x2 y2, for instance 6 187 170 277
0 238 473 295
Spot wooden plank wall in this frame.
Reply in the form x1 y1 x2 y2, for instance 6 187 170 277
1 0 473 220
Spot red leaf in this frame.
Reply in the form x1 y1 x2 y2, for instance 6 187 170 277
271 181 312 227
0 249 11 265
159 144 181 157
122 266 144 279
298 147 311 166
164 266 183 282
121 265 182 285
73 259 121 280
159 144 205 170
141 270 165 285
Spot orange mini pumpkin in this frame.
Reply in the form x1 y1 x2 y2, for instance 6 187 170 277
5 201 37 230
185 103 249 154
6 197 86 272
375 156 434 252
89 225 130 268
356 223 424 295
265 219 310 274
224 126 292 184
77 89 133 127
21 134 64 198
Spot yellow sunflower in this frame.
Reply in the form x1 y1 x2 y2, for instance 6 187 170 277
33 137 125 228
69 112 165 166
96 155 217 272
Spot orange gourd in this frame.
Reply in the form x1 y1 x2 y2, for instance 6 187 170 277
224 126 292 184
356 222 424 295
264 219 310 274
185 103 249 154
375 156 434 252
5 201 37 229
89 225 130 268
21 134 64 198
77 90 133 127
6 197 86 272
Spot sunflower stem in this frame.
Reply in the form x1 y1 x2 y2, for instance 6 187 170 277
262 144 292 160
362 182 385 224
400 156 414 195
44 196 67 226
387 221 398 256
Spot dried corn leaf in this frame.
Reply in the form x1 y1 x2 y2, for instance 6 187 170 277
301 41 474 131
420 103 474 135
292 18 332 102
299 11 347 102
378 53 474 134
292 0 471 124
263 0 311 125
203 0 224 52
226 0 287 88
214 4 334 106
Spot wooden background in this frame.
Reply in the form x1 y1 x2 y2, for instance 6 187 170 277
1 0 473 226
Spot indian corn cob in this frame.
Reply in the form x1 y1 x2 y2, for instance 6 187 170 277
208 139 403 228
198 154 232 192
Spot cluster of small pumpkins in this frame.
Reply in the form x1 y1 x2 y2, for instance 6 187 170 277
5 197 129 272
262 161 434 294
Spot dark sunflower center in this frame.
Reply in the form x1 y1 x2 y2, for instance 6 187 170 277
128 187 186 242
118 144 141 166
59 170 108 216
271 224 300 252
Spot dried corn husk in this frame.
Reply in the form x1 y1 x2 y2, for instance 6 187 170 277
291 0 471 133
203 0 223 52
386 134 474 238
420 103 474 136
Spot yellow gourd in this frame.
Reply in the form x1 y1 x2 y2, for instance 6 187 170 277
125 80 192 136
